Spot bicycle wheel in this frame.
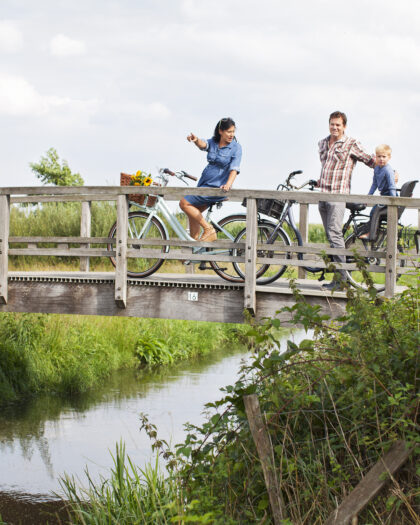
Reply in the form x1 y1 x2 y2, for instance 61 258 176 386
344 233 386 291
345 232 406 291
233 223 292 285
209 214 248 282
108 211 168 278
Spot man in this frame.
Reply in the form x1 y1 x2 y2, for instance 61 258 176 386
318 111 375 290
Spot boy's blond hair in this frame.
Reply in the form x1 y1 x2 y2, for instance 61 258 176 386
375 144 392 156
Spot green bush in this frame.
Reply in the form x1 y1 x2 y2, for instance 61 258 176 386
64 275 419 524
171 278 419 523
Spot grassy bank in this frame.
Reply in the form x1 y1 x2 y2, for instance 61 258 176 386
63 275 419 524
0 312 248 405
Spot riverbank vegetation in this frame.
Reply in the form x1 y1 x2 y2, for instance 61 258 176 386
63 273 419 524
0 313 248 405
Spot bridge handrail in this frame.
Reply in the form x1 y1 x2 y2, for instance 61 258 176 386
1 185 420 209
1 185 419 309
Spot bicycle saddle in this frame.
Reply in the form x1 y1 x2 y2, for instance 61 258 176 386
346 202 366 212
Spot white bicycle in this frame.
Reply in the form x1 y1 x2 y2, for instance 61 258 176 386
107 168 248 282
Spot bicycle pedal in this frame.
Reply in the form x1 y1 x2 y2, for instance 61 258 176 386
198 262 213 270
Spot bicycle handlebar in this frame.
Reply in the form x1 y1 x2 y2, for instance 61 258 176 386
277 171 318 192
181 170 198 181
162 168 198 182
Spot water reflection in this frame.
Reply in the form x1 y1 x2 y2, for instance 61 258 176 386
0 329 305 503
0 345 252 499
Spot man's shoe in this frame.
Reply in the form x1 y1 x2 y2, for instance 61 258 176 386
322 281 341 291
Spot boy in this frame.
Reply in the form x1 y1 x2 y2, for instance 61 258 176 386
359 144 396 241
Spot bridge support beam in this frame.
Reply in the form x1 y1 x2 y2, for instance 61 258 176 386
115 195 128 307
385 205 398 298
0 195 10 304
80 200 91 272
298 203 308 279
244 198 257 315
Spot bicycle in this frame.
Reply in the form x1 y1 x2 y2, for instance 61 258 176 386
107 168 248 282
235 171 418 291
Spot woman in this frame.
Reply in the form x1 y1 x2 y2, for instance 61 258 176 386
180 117 242 241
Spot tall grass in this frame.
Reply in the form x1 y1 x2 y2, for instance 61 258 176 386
10 201 117 271
0 312 248 405
61 443 189 525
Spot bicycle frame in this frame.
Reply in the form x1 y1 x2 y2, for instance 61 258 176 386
128 192 242 257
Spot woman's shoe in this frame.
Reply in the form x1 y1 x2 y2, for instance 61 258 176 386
200 227 217 242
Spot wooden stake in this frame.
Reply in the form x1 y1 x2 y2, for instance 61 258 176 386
244 394 284 524
324 440 413 525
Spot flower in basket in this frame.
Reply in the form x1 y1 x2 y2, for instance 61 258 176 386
130 170 153 186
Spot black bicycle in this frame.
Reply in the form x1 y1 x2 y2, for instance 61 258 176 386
236 172 418 291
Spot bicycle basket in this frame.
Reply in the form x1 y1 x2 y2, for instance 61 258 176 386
120 173 161 207
242 198 285 219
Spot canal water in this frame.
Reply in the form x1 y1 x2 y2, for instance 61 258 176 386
0 330 302 524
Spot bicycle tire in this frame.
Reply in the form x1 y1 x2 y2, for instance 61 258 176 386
209 214 249 282
233 223 292 285
281 225 326 274
108 211 168 278
344 232 405 291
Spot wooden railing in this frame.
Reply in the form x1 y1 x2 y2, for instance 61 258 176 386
1 185 419 311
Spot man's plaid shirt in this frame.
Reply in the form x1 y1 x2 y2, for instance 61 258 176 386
318 135 375 194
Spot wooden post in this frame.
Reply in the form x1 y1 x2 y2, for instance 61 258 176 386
244 198 257 315
80 200 91 272
298 203 309 279
244 394 284 524
324 440 413 525
385 205 398 298
0 195 10 304
115 194 128 308
185 218 195 274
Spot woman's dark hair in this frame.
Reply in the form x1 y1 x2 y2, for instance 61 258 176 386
213 117 236 143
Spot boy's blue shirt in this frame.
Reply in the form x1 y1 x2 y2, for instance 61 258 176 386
368 164 397 196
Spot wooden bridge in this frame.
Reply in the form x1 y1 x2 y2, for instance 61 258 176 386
1 185 419 324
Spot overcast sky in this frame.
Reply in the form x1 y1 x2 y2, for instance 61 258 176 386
1 0 419 221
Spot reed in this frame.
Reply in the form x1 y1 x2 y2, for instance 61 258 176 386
0 312 248 404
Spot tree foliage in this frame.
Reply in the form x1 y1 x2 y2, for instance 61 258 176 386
30 147 84 186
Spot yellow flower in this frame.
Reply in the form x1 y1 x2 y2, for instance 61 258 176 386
135 170 142 177
144 177 152 186
134 182 140 186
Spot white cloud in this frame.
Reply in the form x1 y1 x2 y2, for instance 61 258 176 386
0 74 47 116
50 34 86 57
140 102 171 119
0 73 98 118
0 20 23 53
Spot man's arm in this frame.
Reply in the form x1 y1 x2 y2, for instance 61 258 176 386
351 140 375 168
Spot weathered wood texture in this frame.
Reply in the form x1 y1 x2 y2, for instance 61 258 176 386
298 203 309 279
244 198 257 314
244 394 284 524
0 195 10 304
385 205 398 298
324 440 414 525
2 274 347 324
4 186 420 209
115 195 128 307
80 201 91 271
3 185 419 316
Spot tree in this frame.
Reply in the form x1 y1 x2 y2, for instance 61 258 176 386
30 148 84 186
